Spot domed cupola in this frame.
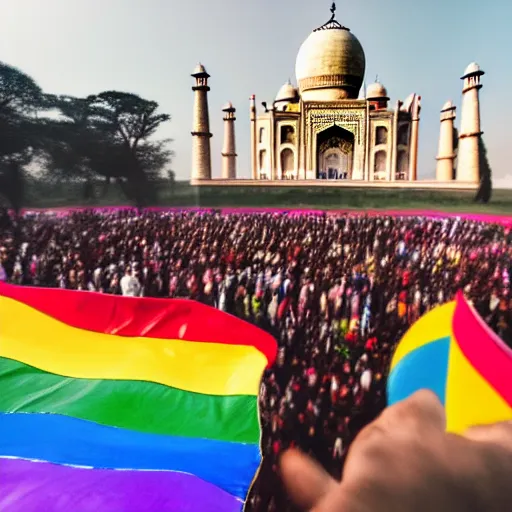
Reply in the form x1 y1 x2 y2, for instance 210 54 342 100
366 78 389 110
295 2 366 102
274 80 299 111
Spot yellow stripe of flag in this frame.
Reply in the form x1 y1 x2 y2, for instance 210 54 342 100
0 296 266 397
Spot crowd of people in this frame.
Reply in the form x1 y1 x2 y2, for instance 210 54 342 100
1 209 511 511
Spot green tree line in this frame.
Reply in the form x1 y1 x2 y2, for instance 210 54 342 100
0 61 174 212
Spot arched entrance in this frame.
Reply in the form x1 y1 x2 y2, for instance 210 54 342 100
317 125 354 180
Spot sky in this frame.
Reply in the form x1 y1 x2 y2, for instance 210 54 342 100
1 0 511 188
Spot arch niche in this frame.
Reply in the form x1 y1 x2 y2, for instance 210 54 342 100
398 124 409 145
316 125 354 180
376 126 388 146
259 149 269 179
373 150 387 180
280 148 295 179
396 150 409 180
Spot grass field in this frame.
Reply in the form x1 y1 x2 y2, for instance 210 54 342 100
20 180 512 214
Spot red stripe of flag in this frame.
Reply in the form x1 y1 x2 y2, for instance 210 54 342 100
0 283 277 367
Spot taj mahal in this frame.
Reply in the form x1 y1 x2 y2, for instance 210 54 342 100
190 3 484 188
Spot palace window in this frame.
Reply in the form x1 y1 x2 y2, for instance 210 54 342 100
376 126 388 146
259 127 265 143
280 125 296 145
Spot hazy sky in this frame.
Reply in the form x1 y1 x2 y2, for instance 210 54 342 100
1 0 511 187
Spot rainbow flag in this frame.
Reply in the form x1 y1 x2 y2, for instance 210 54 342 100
387 291 512 433
0 283 277 512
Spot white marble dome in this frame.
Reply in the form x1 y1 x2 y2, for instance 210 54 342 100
441 100 454 111
222 101 235 111
295 17 365 101
463 62 483 77
366 82 388 100
192 63 209 76
275 81 299 103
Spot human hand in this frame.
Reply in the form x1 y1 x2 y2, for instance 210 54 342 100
280 390 512 512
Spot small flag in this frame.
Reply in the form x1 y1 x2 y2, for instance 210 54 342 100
387 291 512 433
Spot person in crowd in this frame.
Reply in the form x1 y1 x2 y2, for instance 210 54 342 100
120 265 143 297
1 209 511 511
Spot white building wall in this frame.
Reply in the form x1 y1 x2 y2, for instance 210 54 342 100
369 117 393 181
256 118 271 179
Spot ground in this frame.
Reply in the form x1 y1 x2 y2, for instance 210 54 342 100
21 180 512 213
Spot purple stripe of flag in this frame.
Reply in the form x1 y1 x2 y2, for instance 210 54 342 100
0 458 242 512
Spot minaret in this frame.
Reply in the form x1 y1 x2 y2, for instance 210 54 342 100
191 63 212 181
250 95 257 180
456 62 484 183
408 94 421 181
436 101 457 181
221 102 237 180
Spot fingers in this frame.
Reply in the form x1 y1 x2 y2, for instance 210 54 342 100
280 394 446 511
279 449 337 511
463 421 512 507
464 421 512 449
380 389 446 434
345 390 446 477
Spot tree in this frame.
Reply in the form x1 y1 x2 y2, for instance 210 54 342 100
167 169 176 195
45 91 173 207
0 61 43 114
0 62 44 214
1 62 174 209
474 138 492 204
0 161 25 213
41 94 115 201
